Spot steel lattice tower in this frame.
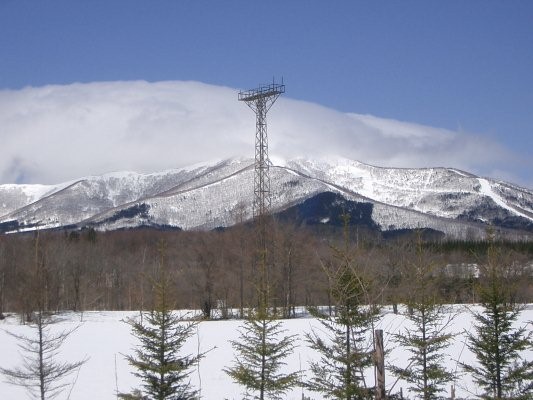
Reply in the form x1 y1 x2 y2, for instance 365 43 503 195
239 80 284 309
238 81 285 220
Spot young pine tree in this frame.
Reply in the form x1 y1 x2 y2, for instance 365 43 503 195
390 236 456 400
224 307 299 400
121 246 204 400
306 220 381 400
225 242 299 400
461 237 533 400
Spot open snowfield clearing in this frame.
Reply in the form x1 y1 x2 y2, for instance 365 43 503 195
1 306 532 399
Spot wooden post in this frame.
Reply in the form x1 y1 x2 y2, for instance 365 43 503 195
375 329 385 400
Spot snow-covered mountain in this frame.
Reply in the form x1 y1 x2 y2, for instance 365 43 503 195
1 157 532 239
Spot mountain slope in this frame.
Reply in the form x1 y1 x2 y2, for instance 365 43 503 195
1 157 532 239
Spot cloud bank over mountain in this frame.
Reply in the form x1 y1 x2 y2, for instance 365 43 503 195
0 80 527 187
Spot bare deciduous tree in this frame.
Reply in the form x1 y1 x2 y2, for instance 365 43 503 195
0 311 87 400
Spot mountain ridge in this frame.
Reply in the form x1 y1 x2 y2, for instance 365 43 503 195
1 157 532 239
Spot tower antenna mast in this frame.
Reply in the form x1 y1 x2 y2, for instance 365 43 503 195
239 80 284 307
238 80 285 220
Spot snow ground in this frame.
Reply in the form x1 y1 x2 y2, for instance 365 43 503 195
1 306 532 400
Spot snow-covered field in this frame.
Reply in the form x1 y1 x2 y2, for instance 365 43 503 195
1 306 532 399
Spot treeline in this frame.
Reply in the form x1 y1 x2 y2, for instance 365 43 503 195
0 222 532 318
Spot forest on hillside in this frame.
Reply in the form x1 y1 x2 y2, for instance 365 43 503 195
0 221 532 319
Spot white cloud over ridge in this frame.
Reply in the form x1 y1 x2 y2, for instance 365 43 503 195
0 81 527 187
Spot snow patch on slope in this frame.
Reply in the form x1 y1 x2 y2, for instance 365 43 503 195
478 178 533 221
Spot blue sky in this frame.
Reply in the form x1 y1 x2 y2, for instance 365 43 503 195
1 1 532 187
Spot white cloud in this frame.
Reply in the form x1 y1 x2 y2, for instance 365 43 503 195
0 80 529 187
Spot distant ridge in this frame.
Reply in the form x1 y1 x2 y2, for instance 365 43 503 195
1 157 532 240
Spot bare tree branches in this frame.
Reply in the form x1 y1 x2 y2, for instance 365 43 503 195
0 311 87 400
